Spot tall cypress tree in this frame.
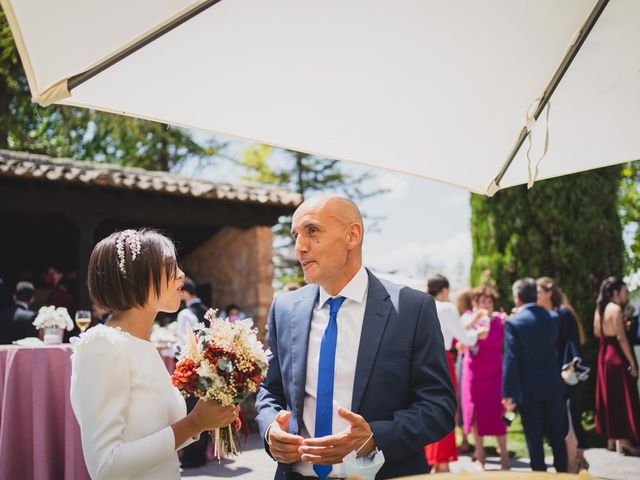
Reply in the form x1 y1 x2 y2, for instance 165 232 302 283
470 166 624 407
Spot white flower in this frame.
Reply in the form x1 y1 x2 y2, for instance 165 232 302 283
180 323 201 361
33 306 73 331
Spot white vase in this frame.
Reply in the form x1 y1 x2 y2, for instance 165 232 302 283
43 327 64 345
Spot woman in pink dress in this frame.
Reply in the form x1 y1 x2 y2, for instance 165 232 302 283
462 286 509 469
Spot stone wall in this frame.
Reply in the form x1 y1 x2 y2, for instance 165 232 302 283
182 226 274 337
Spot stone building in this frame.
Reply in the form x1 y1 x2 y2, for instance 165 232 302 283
0 149 300 332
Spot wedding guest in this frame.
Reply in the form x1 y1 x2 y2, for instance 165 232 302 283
455 288 474 454
256 196 455 479
503 278 567 472
71 229 238 479
0 281 38 344
175 276 211 468
224 303 243 322
425 276 488 473
44 265 74 311
176 277 209 348
622 304 640 346
594 277 640 455
461 286 509 469
91 301 111 325
537 277 589 472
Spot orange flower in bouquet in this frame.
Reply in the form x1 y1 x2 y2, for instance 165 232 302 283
171 309 268 459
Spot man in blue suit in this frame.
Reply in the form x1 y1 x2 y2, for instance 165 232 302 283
502 278 567 472
256 196 455 480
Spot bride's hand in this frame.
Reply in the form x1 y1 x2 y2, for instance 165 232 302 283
190 400 238 432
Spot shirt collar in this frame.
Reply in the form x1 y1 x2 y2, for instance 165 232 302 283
186 298 201 307
15 301 29 310
318 265 368 308
518 302 537 312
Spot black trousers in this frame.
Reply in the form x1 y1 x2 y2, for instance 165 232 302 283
519 396 568 472
567 385 588 449
181 395 209 466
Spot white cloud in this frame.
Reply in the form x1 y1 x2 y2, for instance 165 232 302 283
447 191 469 206
366 231 472 290
374 173 410 200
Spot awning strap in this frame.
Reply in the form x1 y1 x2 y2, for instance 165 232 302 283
525 99 551 189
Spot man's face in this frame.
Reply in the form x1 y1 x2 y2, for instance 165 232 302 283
291 203 351 287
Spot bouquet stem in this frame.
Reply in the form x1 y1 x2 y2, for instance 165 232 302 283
212 425 238 461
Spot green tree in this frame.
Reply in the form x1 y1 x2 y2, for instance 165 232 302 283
619 161 640 281
240 144 388 285
0 8 219 171
470 166 625 409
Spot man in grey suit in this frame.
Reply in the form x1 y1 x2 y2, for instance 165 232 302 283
256 196 455 479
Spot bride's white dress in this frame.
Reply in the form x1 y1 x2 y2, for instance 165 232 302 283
71 324 192 480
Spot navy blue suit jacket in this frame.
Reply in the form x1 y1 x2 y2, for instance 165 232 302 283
255 270 455 479
502 304 566 404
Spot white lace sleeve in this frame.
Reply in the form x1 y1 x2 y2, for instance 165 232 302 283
70 328 175 480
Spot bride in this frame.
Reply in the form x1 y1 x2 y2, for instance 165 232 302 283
71 229 237 479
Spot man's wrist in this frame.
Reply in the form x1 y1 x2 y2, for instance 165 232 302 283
265 422 275 444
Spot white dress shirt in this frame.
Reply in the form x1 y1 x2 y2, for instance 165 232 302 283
175 299 200 352
435 300 478 350
293 265 369 478
71 324 193 479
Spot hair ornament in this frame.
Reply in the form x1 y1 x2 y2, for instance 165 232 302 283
116 229 141 275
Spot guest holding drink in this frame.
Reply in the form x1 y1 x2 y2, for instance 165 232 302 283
461 286 509 469
455 288 474 454
71 229 238 479
425 276 488 472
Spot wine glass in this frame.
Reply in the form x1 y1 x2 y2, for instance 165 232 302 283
75 310 92 333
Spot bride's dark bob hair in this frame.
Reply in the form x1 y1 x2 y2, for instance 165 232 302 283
88 229 178 311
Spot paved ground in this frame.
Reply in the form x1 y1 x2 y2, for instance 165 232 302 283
181 433 640 480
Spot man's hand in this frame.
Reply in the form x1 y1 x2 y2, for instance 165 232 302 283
267 411 304 464
502 397 517 411
299 408 375 465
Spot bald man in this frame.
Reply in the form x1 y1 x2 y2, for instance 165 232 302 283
256 196 455 479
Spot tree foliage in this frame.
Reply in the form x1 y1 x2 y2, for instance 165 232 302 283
619 160 640 282
240 144 388 285
470 166 625 408
0 8 219 170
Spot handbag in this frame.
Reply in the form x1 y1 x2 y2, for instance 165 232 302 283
558 309 589 385
561 356 590 385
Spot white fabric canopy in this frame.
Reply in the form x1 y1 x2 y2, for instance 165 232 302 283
2 0 639 194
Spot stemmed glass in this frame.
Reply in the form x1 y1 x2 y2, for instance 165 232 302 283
75 310 92 333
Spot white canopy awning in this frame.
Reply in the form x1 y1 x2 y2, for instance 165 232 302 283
2 0 638 194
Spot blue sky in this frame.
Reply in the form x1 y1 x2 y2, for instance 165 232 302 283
178 136 473 291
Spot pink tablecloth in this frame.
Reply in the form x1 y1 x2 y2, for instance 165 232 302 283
0 344 90 480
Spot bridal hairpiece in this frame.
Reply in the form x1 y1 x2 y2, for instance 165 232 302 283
116 229 141 275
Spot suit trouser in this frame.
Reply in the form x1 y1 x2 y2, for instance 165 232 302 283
182 394 209 465
519 396 568 472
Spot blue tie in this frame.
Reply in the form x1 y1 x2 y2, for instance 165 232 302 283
313 296 346 480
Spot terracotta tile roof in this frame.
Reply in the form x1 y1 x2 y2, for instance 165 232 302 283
0 149 301 207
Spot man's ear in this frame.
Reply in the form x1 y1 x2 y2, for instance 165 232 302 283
347 223 363 249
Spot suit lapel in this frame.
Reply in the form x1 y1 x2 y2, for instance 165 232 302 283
351 272 392 413
290 285 319 429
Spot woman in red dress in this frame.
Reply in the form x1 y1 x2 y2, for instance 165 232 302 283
594 277 640 455
424 276 488 472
